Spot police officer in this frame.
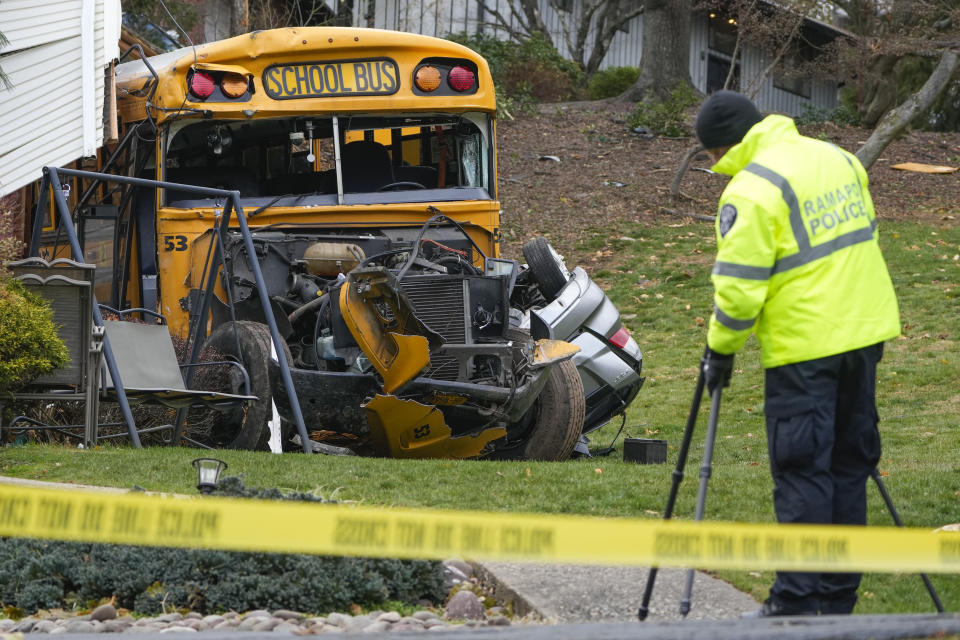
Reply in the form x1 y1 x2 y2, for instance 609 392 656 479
695 91 900 617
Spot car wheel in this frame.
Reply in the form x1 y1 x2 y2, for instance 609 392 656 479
200 320 290 450
491 329 585 461
522 236 570 300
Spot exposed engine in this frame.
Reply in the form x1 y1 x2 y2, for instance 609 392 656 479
210 217 551 442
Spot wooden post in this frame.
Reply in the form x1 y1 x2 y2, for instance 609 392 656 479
107 60 119 144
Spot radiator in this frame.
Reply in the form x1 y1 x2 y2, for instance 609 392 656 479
400 276 468 381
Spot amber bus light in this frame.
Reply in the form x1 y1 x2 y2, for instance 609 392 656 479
415 66 442 92
220 72 249 98
448 66 475 92
189 71 216 99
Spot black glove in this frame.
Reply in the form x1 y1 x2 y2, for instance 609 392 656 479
701 346 734 394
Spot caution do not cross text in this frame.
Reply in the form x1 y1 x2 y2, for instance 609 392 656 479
1 484 959 574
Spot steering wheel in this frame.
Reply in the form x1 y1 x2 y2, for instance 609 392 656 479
378 181 426 191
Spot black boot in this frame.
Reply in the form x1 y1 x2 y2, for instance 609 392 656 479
741 599 818 618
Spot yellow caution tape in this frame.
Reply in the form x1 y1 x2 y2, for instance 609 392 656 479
2 483 959 573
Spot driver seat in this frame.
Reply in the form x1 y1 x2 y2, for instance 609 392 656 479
341 141 394 192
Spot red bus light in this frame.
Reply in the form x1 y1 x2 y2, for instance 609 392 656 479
189 71 216 99
448 66 475 92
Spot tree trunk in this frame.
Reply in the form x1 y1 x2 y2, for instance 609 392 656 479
519 0 551 40
617 0 693 102
858 54 899 127
856 50 960 170
230 0 248 37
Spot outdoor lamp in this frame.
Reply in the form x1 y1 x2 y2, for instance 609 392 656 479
192 457 227 494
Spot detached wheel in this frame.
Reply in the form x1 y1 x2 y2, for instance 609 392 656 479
201 321 290 450
522 236 570 300
492 329 585 461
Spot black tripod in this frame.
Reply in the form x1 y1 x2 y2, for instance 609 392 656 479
638 373 945 620
871 469 944 613
637 370 711 621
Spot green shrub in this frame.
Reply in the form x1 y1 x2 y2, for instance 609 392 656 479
794 101 861 128
588 66 640 100
448 32 584 117
627 82 700 137
0 477 445 616
0 278 69 396
0 539 445 615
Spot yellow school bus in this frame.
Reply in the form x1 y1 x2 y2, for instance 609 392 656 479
68 27 601 459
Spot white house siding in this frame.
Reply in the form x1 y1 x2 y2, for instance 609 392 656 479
0 0 118 197
351 1 838 117
689 12 709 92
353 0 644 69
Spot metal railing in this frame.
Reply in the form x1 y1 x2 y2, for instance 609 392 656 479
30 166 312 453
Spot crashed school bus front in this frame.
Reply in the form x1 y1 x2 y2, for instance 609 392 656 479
98 26 595 460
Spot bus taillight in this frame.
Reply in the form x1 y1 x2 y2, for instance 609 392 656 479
415 66 442 92
188 71 216 99
448 66 475 92
220 72 249 98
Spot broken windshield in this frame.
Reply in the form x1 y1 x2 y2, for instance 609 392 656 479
162 113 493 207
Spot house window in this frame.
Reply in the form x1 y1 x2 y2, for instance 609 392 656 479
774 40 815 99
554 0 574 12
708 13 738 57
707 13 740 92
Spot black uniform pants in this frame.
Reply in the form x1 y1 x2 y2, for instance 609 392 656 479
763 343 884 615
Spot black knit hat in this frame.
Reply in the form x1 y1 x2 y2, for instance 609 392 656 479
695 90 763 150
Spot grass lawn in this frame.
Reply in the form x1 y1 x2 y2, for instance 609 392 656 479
2 218 959 615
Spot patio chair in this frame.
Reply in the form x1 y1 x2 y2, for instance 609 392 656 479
2 258 103 447
2 258 256 447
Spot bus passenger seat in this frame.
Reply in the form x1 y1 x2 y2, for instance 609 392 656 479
165 167 261 201
395 165 438 188
262 170 336 196
341 141 394 192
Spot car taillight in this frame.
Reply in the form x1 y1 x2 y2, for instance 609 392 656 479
609 326 631 349
220 72 248 98
415 65 442 92
188 71 215 99
448 66 475 92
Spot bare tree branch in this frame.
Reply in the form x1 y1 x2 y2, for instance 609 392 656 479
480 0 642 76
477 1 538 41
585 0 644 76
671 143 707 200
518 0 550 39
743 11 804 99
856 49 960 170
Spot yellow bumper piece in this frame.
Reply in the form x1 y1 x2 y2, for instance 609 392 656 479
339 268 440 394
531 339 580 368
364 394 506 459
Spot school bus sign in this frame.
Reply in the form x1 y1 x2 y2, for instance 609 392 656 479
263 58 400 99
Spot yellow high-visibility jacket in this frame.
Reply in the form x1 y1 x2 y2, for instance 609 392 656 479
706 115 900 368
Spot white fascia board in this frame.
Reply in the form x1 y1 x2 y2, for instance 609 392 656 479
81 0 96 156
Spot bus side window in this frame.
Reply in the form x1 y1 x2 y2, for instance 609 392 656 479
79 207 119 305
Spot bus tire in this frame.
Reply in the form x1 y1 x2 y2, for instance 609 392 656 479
491 330 585 461
201 320 290 451
522 236 570 301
